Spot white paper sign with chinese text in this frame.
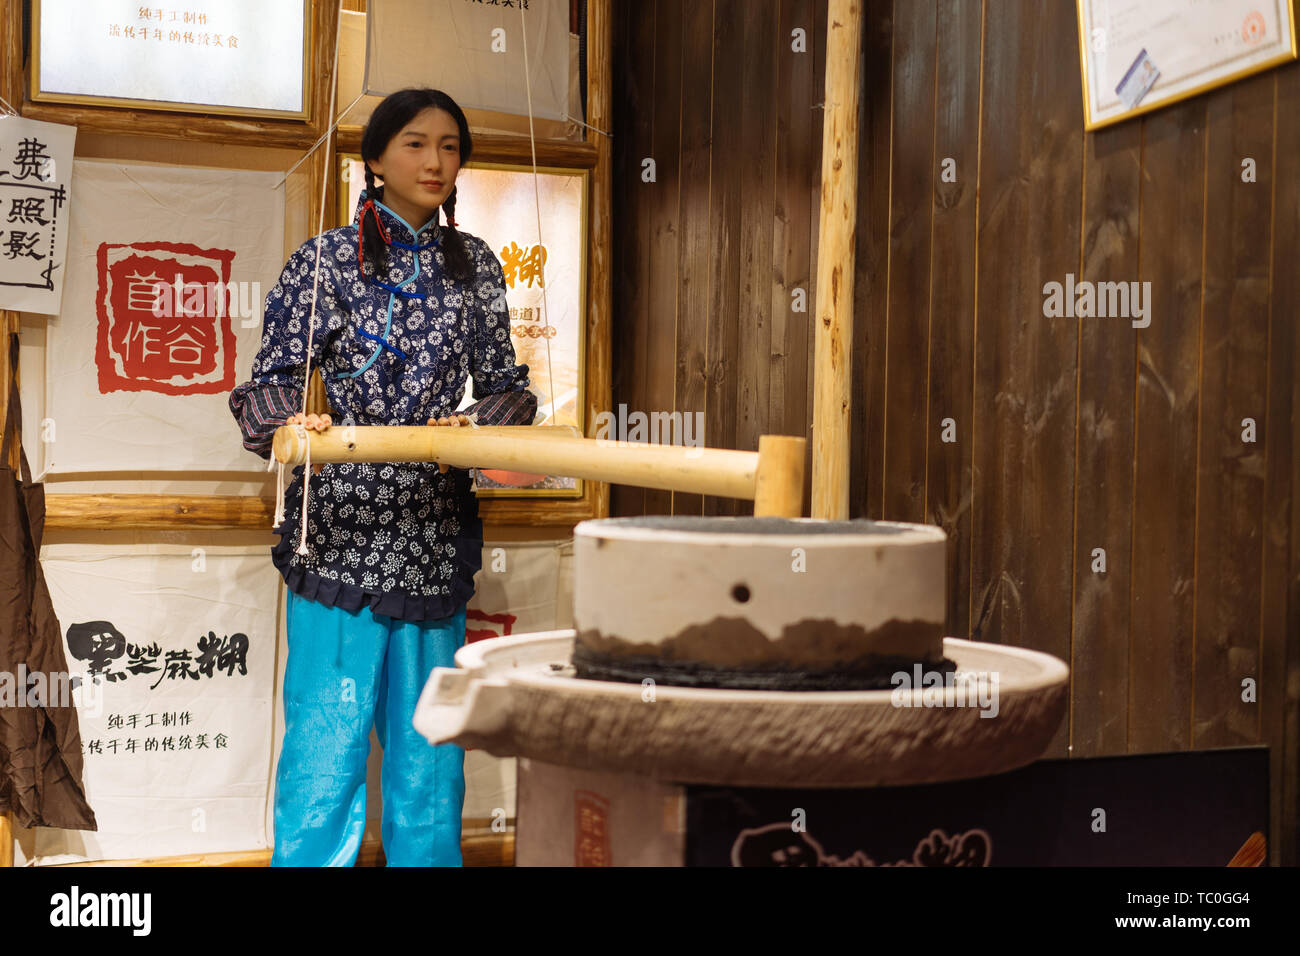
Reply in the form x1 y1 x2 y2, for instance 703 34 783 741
0 115 76 314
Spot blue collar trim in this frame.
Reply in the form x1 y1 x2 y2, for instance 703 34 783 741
371 197 440 241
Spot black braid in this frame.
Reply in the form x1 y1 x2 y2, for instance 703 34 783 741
439 185 473 284
360 166 389 283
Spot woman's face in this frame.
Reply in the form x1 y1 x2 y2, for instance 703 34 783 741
366 106 463 227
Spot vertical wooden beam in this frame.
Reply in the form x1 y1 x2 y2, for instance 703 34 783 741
0 811 12 867
812 0 863 519
774 0 817 519
703 0 745 517
1071 115 1140 758
882 0 936 524
852 0 889 524
1193 74 1274 750
588 0 614 519
643 0 684 519
0 0 22 118
926 0 981 638
968 0 1081 760
1129 98 1206 755
1264 62 1300 867
611 0 652 520
735 0 779 480
673 0 714 519
808 0 828 522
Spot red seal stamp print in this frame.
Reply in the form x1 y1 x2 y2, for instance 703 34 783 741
1242 11 1266 45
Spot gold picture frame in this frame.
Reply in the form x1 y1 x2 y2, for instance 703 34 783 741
29 0 312 120
335 151 588 501
1077 0 1298 130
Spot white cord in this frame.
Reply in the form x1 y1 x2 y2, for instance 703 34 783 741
273 457 288 529
296 423 312 556
295 0 345 556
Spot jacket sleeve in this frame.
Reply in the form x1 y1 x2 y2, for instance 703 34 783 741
462 236 538 427
229 239 345 459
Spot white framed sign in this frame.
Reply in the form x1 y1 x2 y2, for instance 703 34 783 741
339 154 587 498
1077 0 1297 129
31 0 311 119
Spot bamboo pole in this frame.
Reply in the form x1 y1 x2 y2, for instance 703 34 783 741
274 424 581 463
811 0 863 520
272 425 806 517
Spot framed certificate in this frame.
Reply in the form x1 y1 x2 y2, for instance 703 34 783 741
337 153 588 500
30 0 312 119
1077 0 1298 129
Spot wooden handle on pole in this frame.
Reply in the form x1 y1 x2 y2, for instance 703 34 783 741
754 435 806 517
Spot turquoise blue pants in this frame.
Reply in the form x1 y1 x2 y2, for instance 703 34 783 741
271 589 467 867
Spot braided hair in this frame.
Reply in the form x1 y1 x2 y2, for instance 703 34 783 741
358 88 475 285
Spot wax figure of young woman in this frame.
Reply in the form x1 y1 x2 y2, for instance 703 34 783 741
229 88 537 867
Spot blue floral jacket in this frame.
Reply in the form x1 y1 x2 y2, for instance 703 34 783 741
229 189 536 622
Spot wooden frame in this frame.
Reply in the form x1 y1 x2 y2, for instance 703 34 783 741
11 0 336 148
3 0 609 531
1076 0 1299 130
29 0 314 120
336 151 591 501
1 0 614 865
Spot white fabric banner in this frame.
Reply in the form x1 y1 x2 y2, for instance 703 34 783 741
365 0 571 122
0 115 76 314
33 544 281 864
19 539 572 862
467 538 566 641
456 538 572 821
35 158 285 476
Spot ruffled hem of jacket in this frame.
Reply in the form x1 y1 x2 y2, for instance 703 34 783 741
268 499 483 624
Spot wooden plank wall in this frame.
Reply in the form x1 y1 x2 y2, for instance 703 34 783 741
610 0 1300 865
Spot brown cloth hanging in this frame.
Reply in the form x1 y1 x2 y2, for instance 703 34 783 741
0 331 96 831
